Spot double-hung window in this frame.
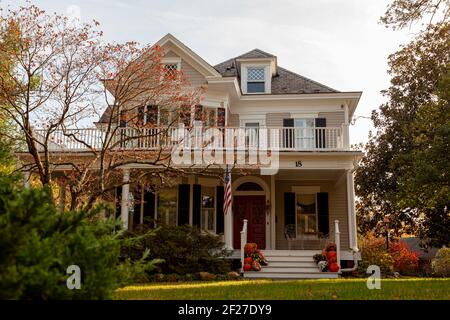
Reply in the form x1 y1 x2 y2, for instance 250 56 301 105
201 186 215 232
296 193 317 235
247 67 265 93
157 188 177 225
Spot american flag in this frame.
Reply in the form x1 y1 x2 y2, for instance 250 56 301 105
223 166 232 215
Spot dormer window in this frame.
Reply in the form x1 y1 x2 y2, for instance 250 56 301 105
247 67 265 93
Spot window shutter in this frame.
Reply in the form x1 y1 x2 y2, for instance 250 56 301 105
315 118 326 149
119 110 127 127
216 186 224 234
143 190 155 227
115 186 122 219
284 192 296 226
193 184 201 227
217 108 226 127
194 105 203 121
283 118 294 149
146 105 158 125
177 184 190 225
137 106 144 126
317 192 329 236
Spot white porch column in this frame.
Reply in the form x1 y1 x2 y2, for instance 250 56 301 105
23 171 31 189
120 168 130 230
346 169 358 250
224 207 233 250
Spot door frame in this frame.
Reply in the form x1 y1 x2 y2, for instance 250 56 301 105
232 176 271 249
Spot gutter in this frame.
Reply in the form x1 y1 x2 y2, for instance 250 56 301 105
340 247 360 273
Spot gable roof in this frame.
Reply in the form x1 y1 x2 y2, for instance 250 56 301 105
214 49 338 94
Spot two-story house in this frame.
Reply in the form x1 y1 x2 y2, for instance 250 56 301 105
23 34 362 279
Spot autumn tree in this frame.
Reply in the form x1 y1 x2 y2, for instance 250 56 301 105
0 5 214 210
355 1 450 247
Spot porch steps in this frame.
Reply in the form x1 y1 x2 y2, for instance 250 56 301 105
243 250 339 279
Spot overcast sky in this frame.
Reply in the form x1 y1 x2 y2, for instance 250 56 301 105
2 0 415 145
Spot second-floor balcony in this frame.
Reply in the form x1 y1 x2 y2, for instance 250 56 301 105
33 126 347 153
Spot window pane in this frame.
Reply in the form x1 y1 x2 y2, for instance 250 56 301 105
296 194 317 235
201 187 215 232
247 82 265 93
247 68 265 81
157 189 177 225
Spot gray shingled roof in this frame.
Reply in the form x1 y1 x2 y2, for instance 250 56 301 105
214 49 338 94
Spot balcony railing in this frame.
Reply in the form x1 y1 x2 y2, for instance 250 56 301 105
33 126 345 152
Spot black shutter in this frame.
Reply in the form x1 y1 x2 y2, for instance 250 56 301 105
193 184 201 227
317 192 329 235
216 186 224 234
315 118 326 149
119 110 127 127
133 186 142 227
217 108 226 127
115 186 122 219
283 118 294 149
194 105 203 121
178 184 190 225
146 105 158 125
143 190 155 227
284 192 296 226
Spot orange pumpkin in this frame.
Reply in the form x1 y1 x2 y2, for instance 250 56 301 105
329 262 340 272
243 263 252 272
244 257 253 265
327 251 337 260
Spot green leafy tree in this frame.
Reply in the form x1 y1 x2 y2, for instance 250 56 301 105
356 0 450 247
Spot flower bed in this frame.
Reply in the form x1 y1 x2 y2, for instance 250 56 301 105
243 243 268 272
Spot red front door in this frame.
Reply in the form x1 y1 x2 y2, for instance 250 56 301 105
233 196 266 249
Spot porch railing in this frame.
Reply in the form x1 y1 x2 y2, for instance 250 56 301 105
32 126 345 152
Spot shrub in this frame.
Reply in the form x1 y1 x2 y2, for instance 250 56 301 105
432 247 450 277
123 224 233 275
359 235 394 275
388 241 419 275
0 174 150 299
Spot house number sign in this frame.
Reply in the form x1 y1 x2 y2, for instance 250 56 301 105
295 161 303 168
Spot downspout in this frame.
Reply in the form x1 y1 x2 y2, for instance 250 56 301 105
340 247 359 273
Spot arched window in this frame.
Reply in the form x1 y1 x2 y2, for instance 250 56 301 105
236 182 263 191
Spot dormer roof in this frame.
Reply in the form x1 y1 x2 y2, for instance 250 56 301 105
214 49 338 94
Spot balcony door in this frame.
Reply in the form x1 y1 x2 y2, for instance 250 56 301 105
294 119 314 149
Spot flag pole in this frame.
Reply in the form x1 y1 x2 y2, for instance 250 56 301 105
224 164 234 250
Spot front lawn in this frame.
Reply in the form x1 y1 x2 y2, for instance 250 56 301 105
115 278 450 300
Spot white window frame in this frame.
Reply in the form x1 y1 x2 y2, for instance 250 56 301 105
241 63 271 94
155 187 178 226
200 186 216 233
291 186 320 239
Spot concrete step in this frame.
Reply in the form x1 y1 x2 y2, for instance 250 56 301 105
268 261 317 268
244 272 339 279
263 250 320 257
266 256 314 262
261 267 319 273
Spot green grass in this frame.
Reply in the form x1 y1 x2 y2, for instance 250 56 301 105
115 278 450 300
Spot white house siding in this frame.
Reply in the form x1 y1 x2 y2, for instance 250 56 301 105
266 113 290 127
318 111 345 127
164 50 207 86
274 179 350 251
228 113 240 127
